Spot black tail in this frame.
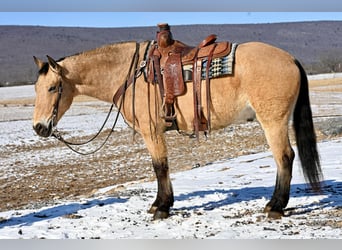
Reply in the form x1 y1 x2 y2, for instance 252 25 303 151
293 59 323 192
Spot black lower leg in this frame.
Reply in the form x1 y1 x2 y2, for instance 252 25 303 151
265 175 291 213
265 151 294 218
150 157 174 219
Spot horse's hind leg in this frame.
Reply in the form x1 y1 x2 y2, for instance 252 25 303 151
142 133 174 219
259 119 295 219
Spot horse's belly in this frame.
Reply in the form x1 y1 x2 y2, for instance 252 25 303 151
175 93 251 132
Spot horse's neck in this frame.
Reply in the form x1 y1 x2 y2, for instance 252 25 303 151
62 42 140 103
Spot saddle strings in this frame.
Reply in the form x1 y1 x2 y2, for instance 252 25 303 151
130 42 141 141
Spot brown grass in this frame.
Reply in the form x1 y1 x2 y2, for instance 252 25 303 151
309 77 342 92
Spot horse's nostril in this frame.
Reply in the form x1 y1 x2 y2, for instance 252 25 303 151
33 122 52 137
35 123 42 131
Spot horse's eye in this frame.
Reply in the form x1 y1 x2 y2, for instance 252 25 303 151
48 86 57 93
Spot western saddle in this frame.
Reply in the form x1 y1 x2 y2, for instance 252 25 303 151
147 23 232 138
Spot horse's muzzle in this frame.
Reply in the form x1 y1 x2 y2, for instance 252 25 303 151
33 121 53 138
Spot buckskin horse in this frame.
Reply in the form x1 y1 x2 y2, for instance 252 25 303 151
32 32 322 220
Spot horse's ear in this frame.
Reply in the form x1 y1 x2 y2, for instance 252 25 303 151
33 56 45 70
46 55 62 75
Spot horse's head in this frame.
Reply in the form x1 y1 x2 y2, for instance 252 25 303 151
33 56 74 138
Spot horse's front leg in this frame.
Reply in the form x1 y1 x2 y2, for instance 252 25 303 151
142 133 174 219
149 156 174 219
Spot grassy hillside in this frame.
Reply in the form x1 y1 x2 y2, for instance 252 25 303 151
1 21 342 86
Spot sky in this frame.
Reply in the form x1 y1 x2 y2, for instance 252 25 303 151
1 12 342 28
1 0 342 11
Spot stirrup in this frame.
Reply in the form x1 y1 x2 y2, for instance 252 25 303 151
160 102 177 120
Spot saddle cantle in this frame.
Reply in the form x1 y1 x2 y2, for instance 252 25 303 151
181 40 231 64
147 23 233 137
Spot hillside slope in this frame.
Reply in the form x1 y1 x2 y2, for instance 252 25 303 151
1 21 342 85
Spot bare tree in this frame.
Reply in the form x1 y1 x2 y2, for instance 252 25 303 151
319 50 342 73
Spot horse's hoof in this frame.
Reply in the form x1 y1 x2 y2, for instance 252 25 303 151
267 210 284 219
153 210 169 220
264 202 285 219
264 204 284 219
148 206 158 214
263 206 272 213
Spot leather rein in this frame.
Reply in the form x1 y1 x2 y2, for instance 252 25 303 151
52 42 145 155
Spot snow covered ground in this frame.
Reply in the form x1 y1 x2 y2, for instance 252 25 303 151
0 138 341 239
0 80 341 239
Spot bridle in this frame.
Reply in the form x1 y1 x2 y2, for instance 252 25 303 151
50 42 146 155
51 80 63 128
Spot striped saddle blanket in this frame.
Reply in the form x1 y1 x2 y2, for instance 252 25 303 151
182 43 238 82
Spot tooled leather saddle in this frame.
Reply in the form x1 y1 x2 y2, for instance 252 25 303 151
147 23 232 138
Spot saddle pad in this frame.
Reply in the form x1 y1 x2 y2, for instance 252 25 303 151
183 43 238 82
